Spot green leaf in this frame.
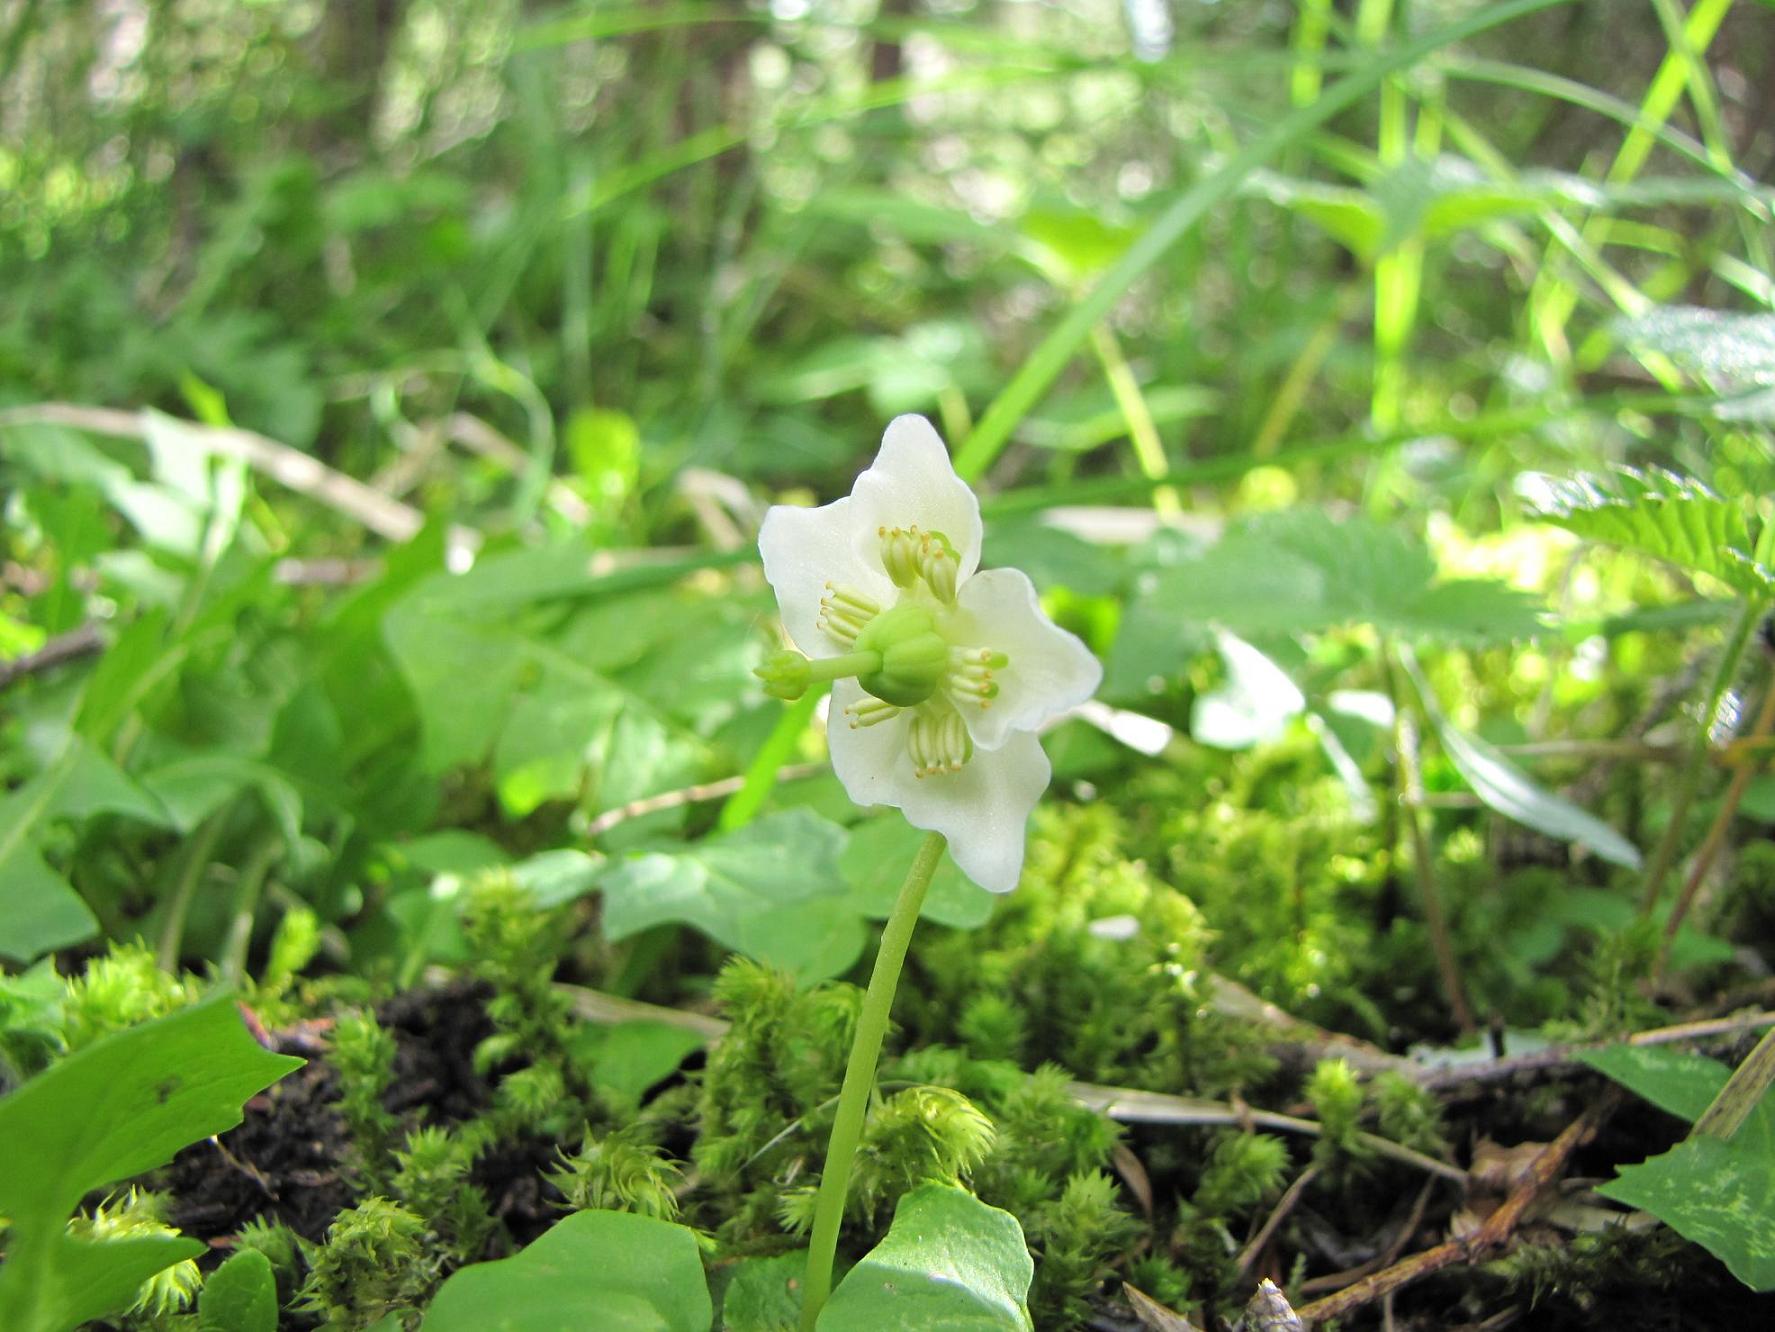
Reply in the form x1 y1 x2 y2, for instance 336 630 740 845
818 1184 1034 1331
1401 650 1641 868
1136 510 1542 644
1518 467 1772 597
1614 306 1775 421
0 726 173 959
572 1021 707 1105
0 995 303 1331
1599 1137 1775 1291
719 1252 805 1331
0 759 100 962
198 1249 279 1332
423 1210 713 1332
1579 1045 1729 1123
598 811 863 983
842 816 995 930
1587 1039 1775 1289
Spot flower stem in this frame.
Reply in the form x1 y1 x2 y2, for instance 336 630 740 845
800 828 947 1331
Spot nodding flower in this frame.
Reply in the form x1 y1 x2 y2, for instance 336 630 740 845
755 415 1101 893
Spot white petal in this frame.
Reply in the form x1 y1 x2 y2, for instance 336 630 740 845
827 678 917 807
850 415 984 579
948 568 1102 750
900 731 1051 893
828 685 1049 894
757 497 893 658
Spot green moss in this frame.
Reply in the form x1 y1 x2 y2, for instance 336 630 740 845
296 1198 435 1331
907 803 1272 1098
546 1123 686 1221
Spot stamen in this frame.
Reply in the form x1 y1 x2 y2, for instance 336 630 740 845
876 525 960 602
818 582 880 648
946 644 1007 709
908 704 974 777
844 698 901 729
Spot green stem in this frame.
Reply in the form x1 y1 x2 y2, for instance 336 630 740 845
1694 1025 1775 1141
808 651 883 683
156 809 229 973
800 829 947 1331
220 830 283 985
1637 598 1765 917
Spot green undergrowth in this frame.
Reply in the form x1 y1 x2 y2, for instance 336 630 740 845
13 754 1746 1330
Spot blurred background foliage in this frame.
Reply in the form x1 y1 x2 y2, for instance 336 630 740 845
4 0 1770 520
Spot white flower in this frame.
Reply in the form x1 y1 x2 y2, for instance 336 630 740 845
757 415 1102 892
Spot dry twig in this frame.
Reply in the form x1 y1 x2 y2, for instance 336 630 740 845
1293 1091 1619 1325
0 622 103 690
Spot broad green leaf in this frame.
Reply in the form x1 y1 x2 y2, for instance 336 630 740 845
1016 207 1139 287
1599 1137 1775 1291
138 753 303 844
423 1210 712 1332
0 729 167 964
0 758 100 962
719 1253 805 1331
1401 651 1641 868
2 1234 205 1332
571 1021 707 1105
198 1249 278 1332
818 1184 1034 1331
1589 1038 1775 1287
1580 1045 1729 1124
1248 172 1385 258
1135 510 1542 644
842 816 994 930
511 848 605 908
0 996 302 1331
598 811 863 983
1518 467 1772 597
1614 306 1775 421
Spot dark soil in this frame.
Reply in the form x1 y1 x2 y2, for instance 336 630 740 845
169 983 499 1248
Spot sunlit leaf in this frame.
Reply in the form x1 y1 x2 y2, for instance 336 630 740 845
1401 649 1640 868
1132 510 1542 643
1518 467 1771 597
1614 306 1775 421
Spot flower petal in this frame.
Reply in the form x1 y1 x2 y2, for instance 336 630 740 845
948 567 1102 750
826 678 917 807
828 683 1048 894
850 415 984 579
758 497 893 658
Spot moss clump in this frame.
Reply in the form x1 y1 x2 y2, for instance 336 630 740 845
907 803 1272 1098
546 1123 685 1220
296 1197 436 1331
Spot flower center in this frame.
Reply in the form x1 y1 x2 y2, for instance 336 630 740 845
753 523 1009 775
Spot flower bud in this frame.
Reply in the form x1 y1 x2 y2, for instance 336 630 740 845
755 649 812 700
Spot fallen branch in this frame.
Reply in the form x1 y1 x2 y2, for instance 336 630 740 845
1293 1090 1619 1325
583 762 827 838
0 402 435 545
1415 1009 1775 1094
0 622 103 690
